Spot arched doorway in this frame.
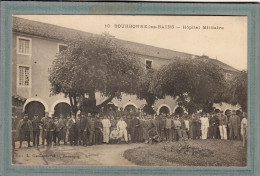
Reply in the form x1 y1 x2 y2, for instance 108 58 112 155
159 106 170 115
124 105 137 114
174 107 184 116
54 103 71 118
24 101 45 120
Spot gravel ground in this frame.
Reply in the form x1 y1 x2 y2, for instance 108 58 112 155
12 141 145 166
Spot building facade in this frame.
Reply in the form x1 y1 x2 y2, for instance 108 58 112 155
12 17 241 119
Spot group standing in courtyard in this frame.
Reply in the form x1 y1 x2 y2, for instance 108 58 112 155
13 107 247 148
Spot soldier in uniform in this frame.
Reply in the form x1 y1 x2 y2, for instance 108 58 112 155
101 115 111 144
53 116 62 146
125 115 133 143
67 114 78 146
131 114 140 143
32 113 42 146
17 114 33 148
12 115 18 149
229 110 240 140
158 114 166 141
41 112 49 145
59 114 67 144
88 114 96 145
94 114 103 145
78 114 89 146
44 114 55 146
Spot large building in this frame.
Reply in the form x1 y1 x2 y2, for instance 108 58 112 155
12 16 241 118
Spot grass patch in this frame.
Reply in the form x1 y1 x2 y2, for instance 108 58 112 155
124 139 247 166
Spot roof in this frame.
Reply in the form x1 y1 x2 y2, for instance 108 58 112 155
12 16 239 72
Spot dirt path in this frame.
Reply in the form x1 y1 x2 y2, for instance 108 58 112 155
12 142 145 166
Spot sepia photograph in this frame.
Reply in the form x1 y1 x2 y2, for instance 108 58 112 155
11 15 248 167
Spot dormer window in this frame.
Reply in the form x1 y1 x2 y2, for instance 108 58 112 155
145 59 153 70
226 73 232 80
57 43 68 53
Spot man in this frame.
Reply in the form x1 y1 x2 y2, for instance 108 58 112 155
41 112 49 145
58 114 67 144
53 116 62 146
101 115 111 144
17 114 33 148
229 110 240 140
12 115 18 149
88 114 96 145
116 107 125 119
117 117 128 143
44 114 55 146
165 115 172 142
125 115 133 143
110 127 120 144
94 114 103 145
180 114 188 140
78 114 89 146
209 112 219 139
216 110 228 140
241 113 247 147
131 115 140 143
32 113 42 146
158 114 166 141
200 113 209 140
173 115 183 141
67 114 78 146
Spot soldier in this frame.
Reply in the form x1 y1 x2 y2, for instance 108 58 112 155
241 113 247 147
125 115 133 143
32 113 42 146
67 114 78 146
165 114 172 142
17 114 33 148
44 114 55 146
41 112 49 145
229 110 240 140
216 110 228 140
94 114 103 145
12 115 18 149
101 115 111 144
110 127 120 144
158 114 166 141
209 112 219 139
117 117 128 143
131 115 140 143
78 114 89 146
53 116 62 146
173 115 183 141
200 113 209 140
88 114 96 145
58 114 67 145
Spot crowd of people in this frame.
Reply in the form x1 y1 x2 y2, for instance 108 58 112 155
12 107 248 149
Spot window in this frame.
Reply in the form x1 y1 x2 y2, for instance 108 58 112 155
226 73 232 80
57 43 67 53
18 66 30 87
145 60 153 69
17 37 31 55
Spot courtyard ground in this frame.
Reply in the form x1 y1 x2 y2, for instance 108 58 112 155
12 142 145 166
12 140 246 167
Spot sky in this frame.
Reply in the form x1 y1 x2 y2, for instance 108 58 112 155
14 15 248 70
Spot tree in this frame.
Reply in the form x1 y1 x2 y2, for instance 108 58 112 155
136 69 161 115
227 71 248 112
151 56 226 114
49 34 144 114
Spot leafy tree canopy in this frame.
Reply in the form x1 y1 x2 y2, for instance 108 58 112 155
151 56 226 114
49 34 144 113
